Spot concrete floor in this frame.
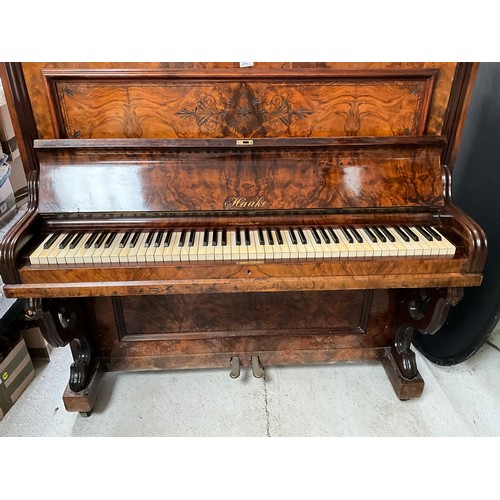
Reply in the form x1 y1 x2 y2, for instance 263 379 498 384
1 340 499 436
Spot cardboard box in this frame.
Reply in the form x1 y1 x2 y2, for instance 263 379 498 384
0 336 35 421
0 94 20 161
8 155 27 197
0 155 17 227
22 326 54 361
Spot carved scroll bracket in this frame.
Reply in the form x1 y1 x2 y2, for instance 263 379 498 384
28 298 96 393
392 287 464 380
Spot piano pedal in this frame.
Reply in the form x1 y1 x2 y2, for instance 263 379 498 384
251 356 265 379
229 356 241 379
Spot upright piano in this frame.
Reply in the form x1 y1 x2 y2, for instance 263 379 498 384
0 63 487 413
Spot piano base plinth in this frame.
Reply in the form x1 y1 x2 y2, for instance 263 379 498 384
37 287 463 413
380 348 425 400
62 360 103 415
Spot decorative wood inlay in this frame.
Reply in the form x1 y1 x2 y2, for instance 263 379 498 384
40 69 437 139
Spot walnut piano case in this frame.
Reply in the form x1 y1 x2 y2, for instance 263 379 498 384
0 63 486 413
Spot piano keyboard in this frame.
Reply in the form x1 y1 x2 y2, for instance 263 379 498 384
28 225 456 266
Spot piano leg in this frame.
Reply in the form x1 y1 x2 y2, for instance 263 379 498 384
33 298 102 415
381 287 464 400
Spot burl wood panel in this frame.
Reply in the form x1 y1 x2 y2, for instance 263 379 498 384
116 290 371 340
90 290 391 363
44 70 435 139
36 139 445 214
20 63 458 140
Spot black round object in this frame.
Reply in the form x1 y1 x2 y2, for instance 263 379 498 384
414 63 500 365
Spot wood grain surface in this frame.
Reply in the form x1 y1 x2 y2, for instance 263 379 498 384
20 62 458 140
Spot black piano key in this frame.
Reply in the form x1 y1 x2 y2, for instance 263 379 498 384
288 228 297 245
363 227 377 243
145 231 155 248
235 228 241 246
274 228 283 245
297 228 307 244
349 226 363 243
221 229 227 247
103 232 116 249
70 232 85 249
59 233 74 249
188 230 196 247
164 230 173 247
380 226 396 242
266 228 274 245
212 229 218 246
119 232 131 248
130 231 141 248
402 226 419 241
43 233 60 249
319 227 330 244
425 226 442 241
154 230 164 247
415 226 433 241
341 227 353 244
393 226 410 242
311 227 321 244
84 231 99 249
258 229 265 245
94 232 108 249
203 229 210 247
371 226 386 243
178 230 186 247
327 227 339 244
245 228 251 245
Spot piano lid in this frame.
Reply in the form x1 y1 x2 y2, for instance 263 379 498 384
34 136 446 215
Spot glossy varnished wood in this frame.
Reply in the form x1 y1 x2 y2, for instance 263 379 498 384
0 62 486 407
35 138 446 214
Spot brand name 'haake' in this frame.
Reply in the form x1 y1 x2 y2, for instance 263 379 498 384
223 196 269 209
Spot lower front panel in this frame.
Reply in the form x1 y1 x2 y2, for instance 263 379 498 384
90 289 394 371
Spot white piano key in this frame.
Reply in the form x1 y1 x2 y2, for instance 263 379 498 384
204 230 216 262
229 229 240 261
238 229 250 261
254 229 267 260
275 229 291 260
212 229 223 261
188 230 203 262
108 232 127 264
247 230 258 260
283 229 300 259
134 233 150 263
196 230 209 262
179 230 191 262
